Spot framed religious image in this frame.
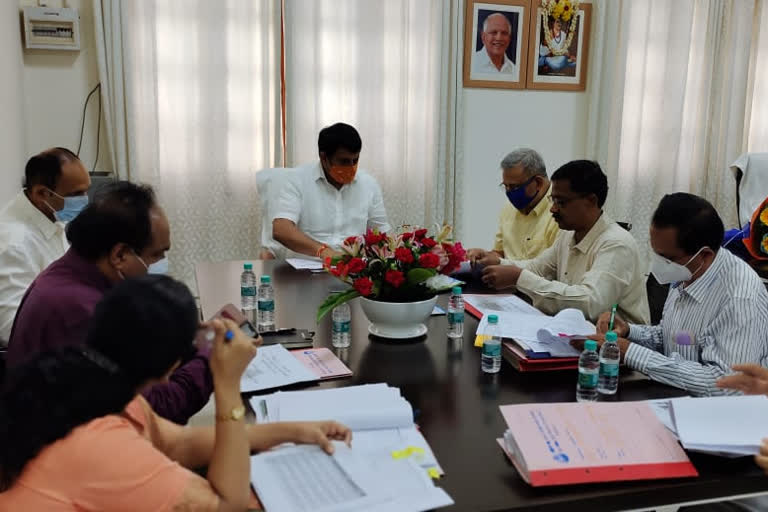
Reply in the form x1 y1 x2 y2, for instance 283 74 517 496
463 0 531 89
526 0 591 91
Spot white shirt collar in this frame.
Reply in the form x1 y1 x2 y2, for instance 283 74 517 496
475 47 515 73
6 191 62 240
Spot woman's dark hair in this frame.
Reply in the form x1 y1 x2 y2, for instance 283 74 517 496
318 122 362 158
0 275 198 490
551 159 609 207
652 192 724 255
66 180 157 261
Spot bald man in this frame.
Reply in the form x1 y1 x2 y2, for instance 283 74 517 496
472 12 517 75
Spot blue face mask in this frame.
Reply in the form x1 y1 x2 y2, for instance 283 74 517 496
46 191 89 223
147 257 169 275
505 177 536 211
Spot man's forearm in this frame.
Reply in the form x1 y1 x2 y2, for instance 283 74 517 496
272 219 324 257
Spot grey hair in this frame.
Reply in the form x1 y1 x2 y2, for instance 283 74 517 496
483 12 512 34
500 148 547 177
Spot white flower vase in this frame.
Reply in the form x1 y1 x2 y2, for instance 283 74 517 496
359 296 438 339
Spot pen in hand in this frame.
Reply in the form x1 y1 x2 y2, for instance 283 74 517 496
608 304 618 331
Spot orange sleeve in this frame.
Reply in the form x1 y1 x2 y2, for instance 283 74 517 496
68 415 193 512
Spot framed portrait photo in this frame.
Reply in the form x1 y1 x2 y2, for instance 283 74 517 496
463 0 531 89
526 0 591 91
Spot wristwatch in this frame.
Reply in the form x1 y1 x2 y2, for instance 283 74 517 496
216 404 246 422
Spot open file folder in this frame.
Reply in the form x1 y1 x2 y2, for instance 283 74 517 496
250 383 443 474
250 443 453 512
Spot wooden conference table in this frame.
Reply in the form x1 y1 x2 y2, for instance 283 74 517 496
195 260 768 512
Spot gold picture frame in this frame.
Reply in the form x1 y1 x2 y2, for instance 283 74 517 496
526 1 591 91
463 0 531 90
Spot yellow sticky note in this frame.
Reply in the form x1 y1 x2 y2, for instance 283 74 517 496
474 334 490 347
427 468 441 479
391 449 409 459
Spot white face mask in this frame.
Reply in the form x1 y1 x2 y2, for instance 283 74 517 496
650 247 706 285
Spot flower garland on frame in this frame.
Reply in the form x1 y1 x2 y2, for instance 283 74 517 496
541 0 580 56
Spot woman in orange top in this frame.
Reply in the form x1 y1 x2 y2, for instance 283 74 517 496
0 275 351 511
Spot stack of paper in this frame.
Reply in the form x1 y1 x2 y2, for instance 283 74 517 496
250 384 443 474
286 257 325 272
672 395 768 456
250 443 453 512
498 401 698 486
240 344 352 393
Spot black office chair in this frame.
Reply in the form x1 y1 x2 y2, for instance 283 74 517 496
646 273 669 325
0 348 6 385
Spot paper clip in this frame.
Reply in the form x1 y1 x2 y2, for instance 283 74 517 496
427 468 441 479
390 446 426 462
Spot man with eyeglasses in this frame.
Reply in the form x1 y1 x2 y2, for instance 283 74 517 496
0 148 90 344
467 148 559 266
482 160 650 325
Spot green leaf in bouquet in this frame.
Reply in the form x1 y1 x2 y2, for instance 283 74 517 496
316 289 360 323
406 267 437 286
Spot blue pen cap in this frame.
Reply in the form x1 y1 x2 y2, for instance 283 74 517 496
605 331 618 342
584 340 598 351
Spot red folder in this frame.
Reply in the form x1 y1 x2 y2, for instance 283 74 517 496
498 402 698 486
503 342 578 372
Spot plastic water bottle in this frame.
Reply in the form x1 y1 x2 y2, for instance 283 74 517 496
598 331 620 395
577 340 600 402
481 314 502 373
447 286 465 339
332 302 351 348
240 263 257 324
257 275 275 332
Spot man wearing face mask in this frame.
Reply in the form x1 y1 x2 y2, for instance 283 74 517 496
0 148 90 345
467 148 559 266
481 160 649 324
272 122 391 259
7 181 213 424
581 193 768 397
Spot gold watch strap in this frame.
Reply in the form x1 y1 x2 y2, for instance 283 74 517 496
216 404 246 422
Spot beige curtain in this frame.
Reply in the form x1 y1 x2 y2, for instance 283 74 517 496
587 0 764 253
283 0 462 236
93 0 283 287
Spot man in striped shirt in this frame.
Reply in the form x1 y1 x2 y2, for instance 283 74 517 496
584 193 768 397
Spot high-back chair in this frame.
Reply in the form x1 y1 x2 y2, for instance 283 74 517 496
255 167 295 259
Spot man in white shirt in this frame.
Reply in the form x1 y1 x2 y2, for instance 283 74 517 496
481 160 650 324
585 193 768 397
0 147 91 344
272 123 391 259
471 13 517 75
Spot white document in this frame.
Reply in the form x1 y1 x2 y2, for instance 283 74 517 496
287 257 325 271
463 294 542 316
351 427 443 473
475 308 593 357
250 443 453 512
240 344 316 392
673 395 768 455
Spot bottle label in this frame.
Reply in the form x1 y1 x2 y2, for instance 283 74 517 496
240 286 256 297
448 312 464 324
258 300 275 312
482 342 501 357
600 361 619 377
333 320 351 333
578 369 598 388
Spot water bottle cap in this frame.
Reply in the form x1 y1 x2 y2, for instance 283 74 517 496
584 340 597 351
451 286 462 295
243 263 253 270
487 314 499 324
260 275 271 283
605 331 618 342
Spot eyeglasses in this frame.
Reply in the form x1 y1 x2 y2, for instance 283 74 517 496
499 176 534 193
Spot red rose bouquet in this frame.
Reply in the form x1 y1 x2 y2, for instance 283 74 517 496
317 225 466 321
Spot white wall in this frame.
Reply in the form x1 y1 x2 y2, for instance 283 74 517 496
18 0 111 173
0 2 27 205
459 88 588 249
